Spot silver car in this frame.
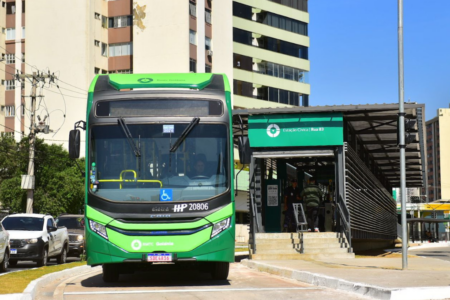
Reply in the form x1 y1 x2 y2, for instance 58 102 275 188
0 222 10 272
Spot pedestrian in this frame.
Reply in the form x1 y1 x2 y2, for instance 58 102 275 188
283 179 301 232
301 177 323 232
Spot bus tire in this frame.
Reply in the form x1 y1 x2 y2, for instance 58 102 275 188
211 262 229 280
102 264 119 283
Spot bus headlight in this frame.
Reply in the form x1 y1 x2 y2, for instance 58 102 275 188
211 218 231 238
89 220 108 240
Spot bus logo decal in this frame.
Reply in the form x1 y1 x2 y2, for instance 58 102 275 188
131 240 142 250
174 204 188 212
138 78 153 83
267 124 280 138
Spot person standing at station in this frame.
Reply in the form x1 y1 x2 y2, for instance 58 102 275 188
301 177 323 232
283 179 301 232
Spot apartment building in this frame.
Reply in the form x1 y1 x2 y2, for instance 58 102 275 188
0 0 310 147
232 0 310 108
425 107 450 201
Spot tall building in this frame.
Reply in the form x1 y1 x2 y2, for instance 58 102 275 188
0 0 310 147
232 0 310 108
425 107 450 201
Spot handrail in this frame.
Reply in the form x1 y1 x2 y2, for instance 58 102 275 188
98 170 163 189
337 200 352 252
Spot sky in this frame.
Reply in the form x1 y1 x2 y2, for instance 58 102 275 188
309 0 450 121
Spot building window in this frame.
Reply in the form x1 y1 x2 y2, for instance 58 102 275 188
101 43 108 57
189 30 197 45
22 27 25 39
205 37 211 50
109 69 132 74
205 9 212 24
108 15 132 28
95 12 101 20
102 16 108 28
267 0 308 13
189 2 196 17
5 80 15 90
6 2 15 14
94 40 100 47
22 53 25 63
6 28 15 40
189 59 196 73
109 42 132 57
233 28 308 60
21 105 25 116
95 67 100 74
205 65 212 73
233 2 308 36
5 106 15 117
6 54 15 64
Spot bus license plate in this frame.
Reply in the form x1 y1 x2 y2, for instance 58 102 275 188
11 249 17 254
147 253 172 262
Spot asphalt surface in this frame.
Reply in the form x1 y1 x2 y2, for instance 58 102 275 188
35 263 367 300
409 244 450 262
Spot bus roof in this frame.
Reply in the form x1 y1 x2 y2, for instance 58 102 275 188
89 73 230 93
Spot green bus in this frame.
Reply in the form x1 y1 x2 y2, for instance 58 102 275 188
69 73 235 282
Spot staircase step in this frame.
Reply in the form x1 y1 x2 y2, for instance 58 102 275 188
256 249 301 254
255 239 301 244
303 247 349 254
255 244 301 251
256 233 300 239
250 252 355 260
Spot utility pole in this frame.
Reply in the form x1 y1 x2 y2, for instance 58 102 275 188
397 0 408 270
19 72 56 213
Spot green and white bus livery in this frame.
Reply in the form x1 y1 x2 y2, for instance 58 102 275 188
69 73 234 282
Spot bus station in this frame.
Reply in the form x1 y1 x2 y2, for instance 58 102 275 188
233 103 426 256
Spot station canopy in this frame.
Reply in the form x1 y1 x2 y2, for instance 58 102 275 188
233 103 426 188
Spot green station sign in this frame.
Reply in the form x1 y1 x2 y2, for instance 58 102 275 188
248 113 343 147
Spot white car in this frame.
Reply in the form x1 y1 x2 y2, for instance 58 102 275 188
0 222 10 272
2 214 68 267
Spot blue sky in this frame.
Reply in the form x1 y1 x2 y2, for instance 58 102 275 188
309 0 450 120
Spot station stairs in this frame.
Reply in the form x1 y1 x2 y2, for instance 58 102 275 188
249 232 355 260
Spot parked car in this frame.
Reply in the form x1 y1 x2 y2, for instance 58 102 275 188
0 222 10 272
56 214 85 257
1 214 69 267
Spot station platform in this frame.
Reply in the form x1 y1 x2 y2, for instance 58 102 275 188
242 243 450 300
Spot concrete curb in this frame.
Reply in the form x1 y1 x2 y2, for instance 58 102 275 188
241 259 450 300
0 265 91 300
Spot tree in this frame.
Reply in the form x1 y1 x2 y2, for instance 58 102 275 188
0 136 85 216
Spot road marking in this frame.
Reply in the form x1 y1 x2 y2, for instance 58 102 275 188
65 287 322 295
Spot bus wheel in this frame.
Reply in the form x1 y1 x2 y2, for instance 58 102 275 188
102 264 119 283
211 262 229 280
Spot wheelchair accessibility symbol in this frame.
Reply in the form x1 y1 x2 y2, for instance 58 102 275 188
160 189 173 201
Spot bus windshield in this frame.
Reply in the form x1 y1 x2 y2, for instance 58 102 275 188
90 123 229 202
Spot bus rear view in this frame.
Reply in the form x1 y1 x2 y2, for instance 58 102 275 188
69 74 235 282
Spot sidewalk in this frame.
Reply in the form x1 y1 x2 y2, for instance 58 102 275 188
241 248 450 300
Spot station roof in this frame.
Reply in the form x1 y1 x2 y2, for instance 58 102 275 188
233 103 426 189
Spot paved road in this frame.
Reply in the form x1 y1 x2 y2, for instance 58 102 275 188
36 263 366 300
409 245 450 262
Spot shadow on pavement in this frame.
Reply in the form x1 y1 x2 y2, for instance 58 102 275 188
81 269 231 289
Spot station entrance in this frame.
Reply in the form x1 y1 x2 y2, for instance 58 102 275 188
233 103 426 256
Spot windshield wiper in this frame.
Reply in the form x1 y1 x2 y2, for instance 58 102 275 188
118 117 141 158
170 117 200 152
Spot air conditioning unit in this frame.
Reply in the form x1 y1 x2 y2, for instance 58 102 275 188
207 50 213 56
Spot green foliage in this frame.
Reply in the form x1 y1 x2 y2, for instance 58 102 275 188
0 136 85 216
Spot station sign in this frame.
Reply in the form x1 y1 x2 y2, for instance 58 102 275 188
248 113 343 147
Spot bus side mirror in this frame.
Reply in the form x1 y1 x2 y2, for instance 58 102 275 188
238 136 252 165
69 130 81 159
